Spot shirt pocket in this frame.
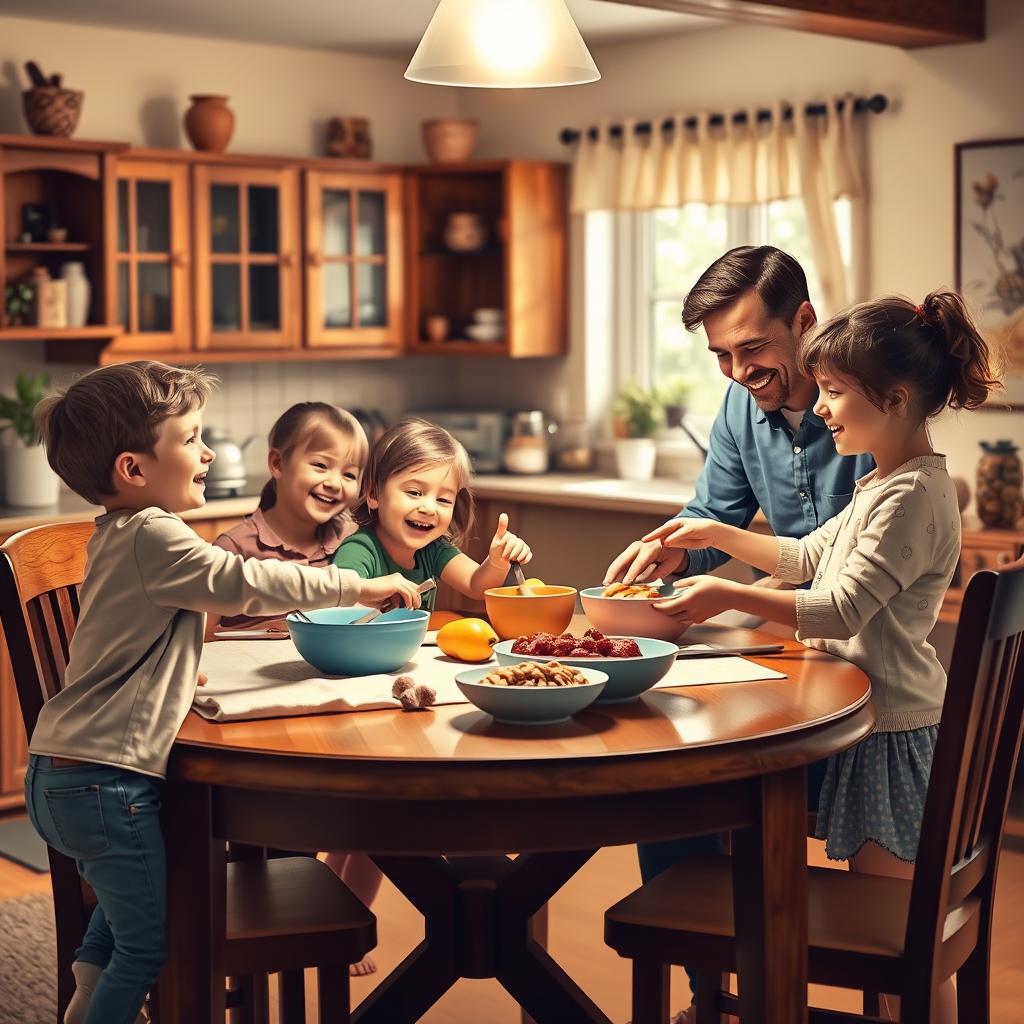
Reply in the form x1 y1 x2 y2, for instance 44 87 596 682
44 785 110 859
820 491 855 522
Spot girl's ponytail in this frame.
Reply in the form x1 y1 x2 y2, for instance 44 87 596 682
919 289 1000 411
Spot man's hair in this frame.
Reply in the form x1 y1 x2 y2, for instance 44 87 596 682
35 361 217 505
682 245 810 333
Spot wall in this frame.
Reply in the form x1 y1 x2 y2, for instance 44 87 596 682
461 0 1024 498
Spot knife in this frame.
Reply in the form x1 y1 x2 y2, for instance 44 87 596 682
676 643 785 659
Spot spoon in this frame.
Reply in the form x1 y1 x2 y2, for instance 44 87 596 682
511 562 538 596
352 578 436 624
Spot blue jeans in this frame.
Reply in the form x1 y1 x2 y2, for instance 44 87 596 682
637 758 829 999
24 755 167 1024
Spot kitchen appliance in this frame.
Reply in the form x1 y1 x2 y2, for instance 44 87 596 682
503 411 556 475
203 427 254 498
418 411 506 472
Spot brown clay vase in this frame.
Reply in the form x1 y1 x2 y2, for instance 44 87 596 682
184 95 235 153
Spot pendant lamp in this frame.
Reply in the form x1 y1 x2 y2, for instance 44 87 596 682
405 0 600 88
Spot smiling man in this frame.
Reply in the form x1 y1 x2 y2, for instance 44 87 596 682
603 245 875 1024
605 244 875 588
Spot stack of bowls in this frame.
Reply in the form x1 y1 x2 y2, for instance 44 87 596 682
466 308 505 342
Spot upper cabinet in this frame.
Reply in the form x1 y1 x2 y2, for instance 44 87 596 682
192 164 300 351
406 160 568 359
109 158 191 354
304 170 403 353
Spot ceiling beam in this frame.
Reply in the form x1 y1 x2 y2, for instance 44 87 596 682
605 0 985 48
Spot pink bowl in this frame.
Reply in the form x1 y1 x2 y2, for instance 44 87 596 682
579 585 690 643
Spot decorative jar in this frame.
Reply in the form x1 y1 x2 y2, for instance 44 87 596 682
975 440 1023 528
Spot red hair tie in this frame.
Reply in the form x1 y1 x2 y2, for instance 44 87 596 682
914 303 928 322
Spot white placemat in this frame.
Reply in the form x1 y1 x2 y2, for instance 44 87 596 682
652 655 786 688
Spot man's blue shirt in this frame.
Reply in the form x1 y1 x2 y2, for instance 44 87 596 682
680 381 875 577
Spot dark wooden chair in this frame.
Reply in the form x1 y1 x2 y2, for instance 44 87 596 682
605 553 1024 1024
0 521 377 1024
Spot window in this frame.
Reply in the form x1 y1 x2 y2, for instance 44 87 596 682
635 199 850 416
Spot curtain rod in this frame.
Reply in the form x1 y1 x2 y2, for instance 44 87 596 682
558 93 888 146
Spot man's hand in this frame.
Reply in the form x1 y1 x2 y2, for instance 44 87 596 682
358 573 424 609
643 517 720 551
603 538 687 586
488 512 532 568
652 576 739 625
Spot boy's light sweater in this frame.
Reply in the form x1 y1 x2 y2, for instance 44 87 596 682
29 507 362 777
774 455 959 732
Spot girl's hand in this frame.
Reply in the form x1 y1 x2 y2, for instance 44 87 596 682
488 513 532 568
643 518 720 551
197 672 209 687
359 573 424 609
653 576 738 625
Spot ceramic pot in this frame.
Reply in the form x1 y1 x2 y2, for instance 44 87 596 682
4 443 60 507
23 87 84 137
615 438 657 482
425 315 449 342
422 119 478 163
976 440 1023 528
184 95 235 153
60 262 91 328
444 212 486 252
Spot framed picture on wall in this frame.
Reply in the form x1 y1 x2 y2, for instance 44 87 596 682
955 137 1024 411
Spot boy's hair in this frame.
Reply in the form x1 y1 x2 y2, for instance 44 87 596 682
682 245 810 333
353 418 475 546
259 403 369 511
35 361 216 505
799 290 1000 418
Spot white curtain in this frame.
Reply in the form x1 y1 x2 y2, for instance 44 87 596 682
569 95 868 312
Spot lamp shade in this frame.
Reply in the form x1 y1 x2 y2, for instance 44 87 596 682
405 0 600 89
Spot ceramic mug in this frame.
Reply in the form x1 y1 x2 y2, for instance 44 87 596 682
425 315 449 342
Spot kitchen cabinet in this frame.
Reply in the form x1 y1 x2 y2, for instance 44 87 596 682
405 160 568 358
193 163 301 352
940 527 1024 624
109 158 191 354
304 169 403 352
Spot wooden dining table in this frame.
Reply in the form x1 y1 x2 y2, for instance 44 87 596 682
155 621 873 1024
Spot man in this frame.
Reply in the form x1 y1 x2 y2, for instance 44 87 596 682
604 245 873 1024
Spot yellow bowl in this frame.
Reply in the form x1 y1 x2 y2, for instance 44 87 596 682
483 585 577 641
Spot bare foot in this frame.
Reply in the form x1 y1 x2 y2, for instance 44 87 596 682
349 955 377 977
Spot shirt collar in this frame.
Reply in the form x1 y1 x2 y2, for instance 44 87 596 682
755 402 826 431
251 507 344 559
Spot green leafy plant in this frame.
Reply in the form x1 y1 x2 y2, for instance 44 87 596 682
4 282 33 326
657 375 692 410
613 382 663 439
0 372 50 445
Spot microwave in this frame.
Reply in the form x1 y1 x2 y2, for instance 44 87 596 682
416 411 506 473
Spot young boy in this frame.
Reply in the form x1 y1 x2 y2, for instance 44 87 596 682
22 361 420 1024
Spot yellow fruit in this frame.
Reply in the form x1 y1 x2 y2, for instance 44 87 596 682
523 578 545 588
437 618 498 662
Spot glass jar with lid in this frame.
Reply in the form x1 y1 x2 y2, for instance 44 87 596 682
503 411 556 474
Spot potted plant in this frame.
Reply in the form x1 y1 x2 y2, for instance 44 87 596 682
612 383 662 482
0 372 59 507
658 376 692 429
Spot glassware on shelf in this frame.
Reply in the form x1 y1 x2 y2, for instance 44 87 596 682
503 411 556 475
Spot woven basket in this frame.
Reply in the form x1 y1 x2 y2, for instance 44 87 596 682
23 87 84 137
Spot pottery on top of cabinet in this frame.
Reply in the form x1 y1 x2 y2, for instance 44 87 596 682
422 119 478 163
22 60 83 137
185 95 235 153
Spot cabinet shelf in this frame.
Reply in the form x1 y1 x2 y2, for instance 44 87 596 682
414 339 507 355
417 245 503 258
0 324 122 342
6 242 90 253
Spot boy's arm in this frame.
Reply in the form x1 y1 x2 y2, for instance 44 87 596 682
136 512 363 614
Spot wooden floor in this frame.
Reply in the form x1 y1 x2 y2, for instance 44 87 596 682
2 826 1023 1023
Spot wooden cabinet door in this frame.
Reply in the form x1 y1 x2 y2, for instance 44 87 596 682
0 633 28 811
305 170 403 351
109 159 192 354
193 164 300 351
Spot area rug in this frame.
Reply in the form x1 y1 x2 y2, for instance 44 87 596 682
0 816 50 872
0 892 56 1023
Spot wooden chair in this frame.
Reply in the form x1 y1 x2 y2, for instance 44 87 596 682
0 520 377 1024
605 553 1024 1024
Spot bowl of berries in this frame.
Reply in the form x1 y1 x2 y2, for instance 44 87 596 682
579 582 689 642
492 628 678 703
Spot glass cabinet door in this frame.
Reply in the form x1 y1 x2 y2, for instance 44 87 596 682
194 165 299 351
305 171 402 349
111 161 190 353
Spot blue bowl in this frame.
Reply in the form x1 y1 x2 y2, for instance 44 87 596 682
454 665 608 725
286 608 429 676
492 636 678 703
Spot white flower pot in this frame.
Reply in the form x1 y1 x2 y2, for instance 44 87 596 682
614 438 657 482
4 443 60 507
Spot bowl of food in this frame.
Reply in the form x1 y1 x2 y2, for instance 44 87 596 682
493 629 678 703
454 661 607 724
580 582 689 642
287 607 429 675
483 585 577 641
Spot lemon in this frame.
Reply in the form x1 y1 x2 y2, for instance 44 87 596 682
437 618 498 662
523 577 545 588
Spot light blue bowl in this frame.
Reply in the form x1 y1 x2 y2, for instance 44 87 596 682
286 608 429 676
454 665 608 725
492 636 678 703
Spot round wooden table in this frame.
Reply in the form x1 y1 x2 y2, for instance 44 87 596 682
158 623 873 1024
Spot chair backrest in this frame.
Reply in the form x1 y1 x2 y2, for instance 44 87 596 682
0 521 94 737
906 552 1024 982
